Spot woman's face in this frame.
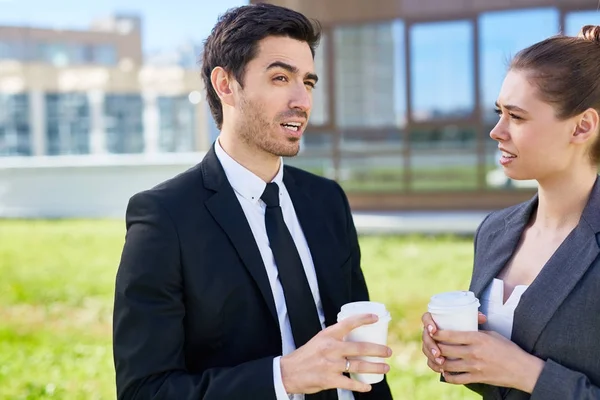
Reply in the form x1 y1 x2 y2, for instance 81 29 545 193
490 69 584 183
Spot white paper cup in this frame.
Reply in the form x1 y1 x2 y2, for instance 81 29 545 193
337 301 391 384
427 291 480 332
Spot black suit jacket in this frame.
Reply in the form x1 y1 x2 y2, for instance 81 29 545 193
113 146 393 400
465 175 600 399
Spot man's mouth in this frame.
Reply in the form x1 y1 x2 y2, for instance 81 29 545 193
281 122 302 132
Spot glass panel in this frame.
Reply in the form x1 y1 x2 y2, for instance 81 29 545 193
334 21 406 128
410 20 474 121
409 126 478 191
285 131 334 177
46 93 90 155
479 8 559 122
104 94 144 154
0 40 25 60
94 44 117 66
38 43 71 66
310 31 328 126
0 93 31 156
341 129 404 154
565 11 600 36
157 96 196 152
338 129 405 192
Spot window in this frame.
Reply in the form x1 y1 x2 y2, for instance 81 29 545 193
157 96 196 152
410 20 474 121
37 43 70 66
334 21 406 128
479 8 559 122
0 40 25 60
46 93 90 155
0 93 31 156
409 126 478 191
104 94 144 154
565 11 600 36
94 45 117 66
285 131 335 178
310 31 328 126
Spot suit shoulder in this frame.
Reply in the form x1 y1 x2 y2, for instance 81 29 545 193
129 162 204 208
284 164 341 191
478 200 530 234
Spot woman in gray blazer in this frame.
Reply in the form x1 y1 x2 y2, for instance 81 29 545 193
421 25 600 399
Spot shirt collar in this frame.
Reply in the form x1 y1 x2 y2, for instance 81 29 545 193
214 138 284 205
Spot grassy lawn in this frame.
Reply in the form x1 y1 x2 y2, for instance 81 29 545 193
0 220 479 400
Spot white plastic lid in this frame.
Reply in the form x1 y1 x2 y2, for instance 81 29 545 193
428 291 480 313
337 301 391 322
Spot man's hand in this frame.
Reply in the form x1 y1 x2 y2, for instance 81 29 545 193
280 313 392 395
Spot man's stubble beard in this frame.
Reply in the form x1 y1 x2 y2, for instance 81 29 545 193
237 94 301 158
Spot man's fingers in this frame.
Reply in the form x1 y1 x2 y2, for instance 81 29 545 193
330 375 373 393
340 341 392 358
344 358 390 375
327 313 379 338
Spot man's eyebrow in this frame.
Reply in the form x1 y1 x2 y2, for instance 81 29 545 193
266 61 319 83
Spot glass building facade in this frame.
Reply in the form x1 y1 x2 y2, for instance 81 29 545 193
267 0 600 209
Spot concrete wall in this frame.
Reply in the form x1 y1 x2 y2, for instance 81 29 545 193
0 153 205 218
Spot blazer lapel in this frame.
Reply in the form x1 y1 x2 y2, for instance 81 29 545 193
283 170 346 327
469 197 538 299
201 146 278 325
511 176 600 354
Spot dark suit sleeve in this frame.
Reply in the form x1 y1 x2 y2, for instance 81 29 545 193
113 192 276 400
530 359 600 399
334 183 394 400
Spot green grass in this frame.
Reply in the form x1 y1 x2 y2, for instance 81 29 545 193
0 220 478 399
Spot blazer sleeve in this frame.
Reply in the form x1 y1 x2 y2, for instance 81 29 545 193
464 211 493 396
113 192 276 400
530 359 600 399
334 182 394 400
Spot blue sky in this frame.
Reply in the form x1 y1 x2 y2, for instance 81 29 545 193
0 0 248 52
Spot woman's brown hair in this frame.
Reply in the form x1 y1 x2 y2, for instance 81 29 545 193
510 25 600 164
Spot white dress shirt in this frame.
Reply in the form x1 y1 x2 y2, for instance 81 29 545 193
479 278 529 339
215 139 354 400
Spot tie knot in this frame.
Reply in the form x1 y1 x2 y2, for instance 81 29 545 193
261 182 280 207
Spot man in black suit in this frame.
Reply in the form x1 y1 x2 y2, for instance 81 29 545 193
112 3 393 399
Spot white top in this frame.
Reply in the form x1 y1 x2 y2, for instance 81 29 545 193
215 139 354 400
479 278 529 340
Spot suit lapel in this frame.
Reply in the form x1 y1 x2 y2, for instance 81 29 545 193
469 198 538 299
511 176 600 353
283 170 346 327
202 146 278 325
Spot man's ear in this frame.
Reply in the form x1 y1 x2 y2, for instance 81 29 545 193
211 66 236 107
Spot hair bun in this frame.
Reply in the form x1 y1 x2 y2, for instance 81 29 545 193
579 25 600 44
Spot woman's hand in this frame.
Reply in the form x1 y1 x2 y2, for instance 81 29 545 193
432 329 545 393
420 311 487 374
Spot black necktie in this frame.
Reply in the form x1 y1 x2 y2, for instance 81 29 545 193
261 182 338 400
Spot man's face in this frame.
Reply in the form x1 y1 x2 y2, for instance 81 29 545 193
232 35 317 157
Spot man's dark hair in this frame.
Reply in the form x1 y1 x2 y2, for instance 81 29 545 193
201 3 321 129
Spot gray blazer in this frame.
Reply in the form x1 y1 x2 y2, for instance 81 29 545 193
466 175 600 400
